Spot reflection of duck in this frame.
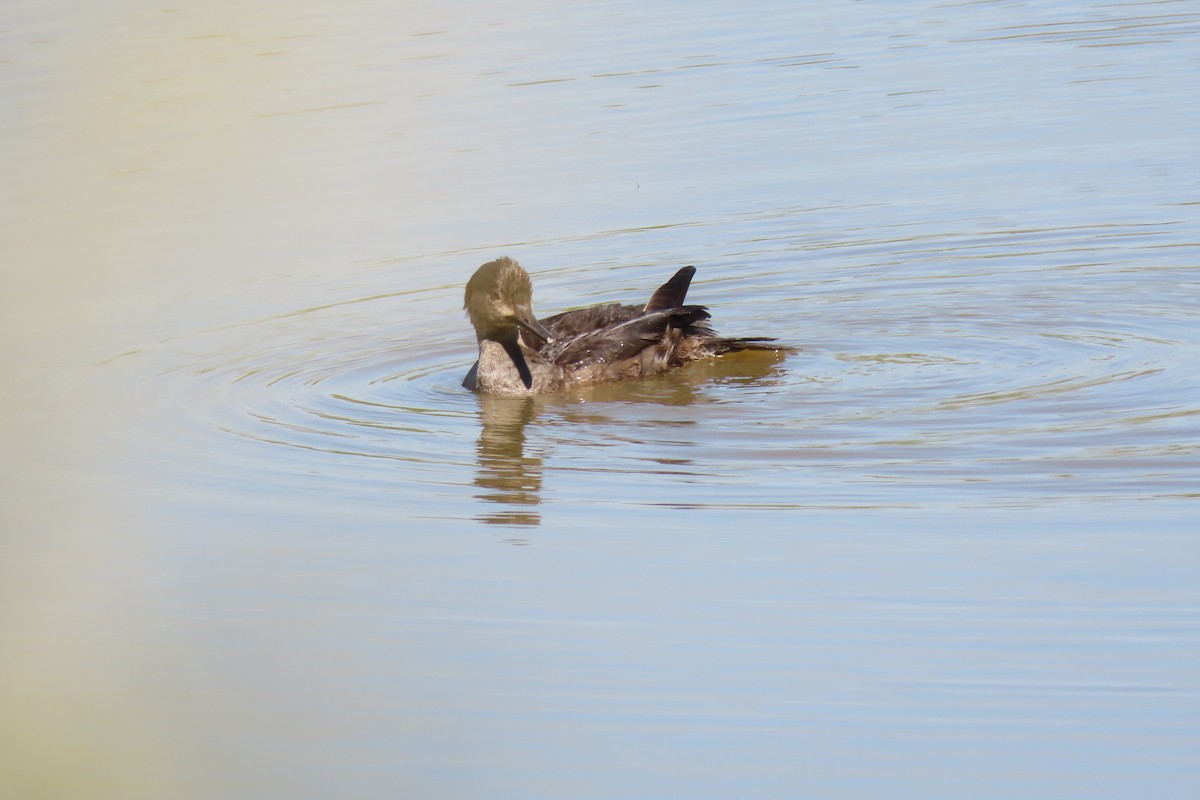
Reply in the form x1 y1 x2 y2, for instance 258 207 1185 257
473 394 543 527
463 257 781 395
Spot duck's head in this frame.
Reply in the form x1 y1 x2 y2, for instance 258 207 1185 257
464 257 554 345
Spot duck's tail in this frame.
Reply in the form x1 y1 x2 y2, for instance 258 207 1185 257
646 265 794 356
707 336 789 355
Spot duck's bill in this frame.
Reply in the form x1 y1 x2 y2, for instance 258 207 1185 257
513 305 554 344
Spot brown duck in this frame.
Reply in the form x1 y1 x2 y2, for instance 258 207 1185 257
463 257 778 394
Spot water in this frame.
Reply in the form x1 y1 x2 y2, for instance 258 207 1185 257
3 1 1199 797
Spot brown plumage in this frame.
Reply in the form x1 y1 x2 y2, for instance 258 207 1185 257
463 257 778 395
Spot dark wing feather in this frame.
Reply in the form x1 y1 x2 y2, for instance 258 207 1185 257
536 303 641 341
643 266 695 312
534 264 697 342
547 306 711 367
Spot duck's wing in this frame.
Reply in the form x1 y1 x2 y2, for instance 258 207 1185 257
547 306 711 367
530 266 696 343
643 266 695 312
537 302 641 341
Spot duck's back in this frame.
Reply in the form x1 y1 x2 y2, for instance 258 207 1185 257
538 302 642 341
508 265 776 387
525 304 712 384
536 264 697 343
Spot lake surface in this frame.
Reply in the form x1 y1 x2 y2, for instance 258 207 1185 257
3 1 1198 797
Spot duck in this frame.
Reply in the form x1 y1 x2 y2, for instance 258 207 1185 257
463 257 779 395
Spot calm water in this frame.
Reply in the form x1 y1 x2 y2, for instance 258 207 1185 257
3 1 1199 797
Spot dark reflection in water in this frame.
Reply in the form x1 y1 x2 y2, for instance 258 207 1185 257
474 394 544 526
472 348 791 525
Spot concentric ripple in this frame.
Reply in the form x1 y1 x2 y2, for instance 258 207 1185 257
162 285 484 507
150 220 1199 524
